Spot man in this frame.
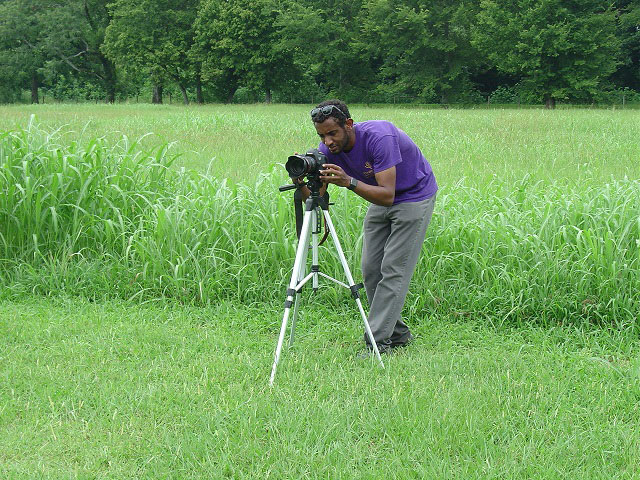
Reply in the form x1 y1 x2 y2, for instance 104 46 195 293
307 99 437 355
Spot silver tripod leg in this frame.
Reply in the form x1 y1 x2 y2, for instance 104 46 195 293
270 208 314 386
289 291 301 347
288 210 315 347
289 207 321 347
323 209 385 368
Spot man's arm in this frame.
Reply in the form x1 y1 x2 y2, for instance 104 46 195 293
319 164 396 206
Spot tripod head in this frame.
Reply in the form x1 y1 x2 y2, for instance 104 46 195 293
304 175 324 196
278 174 322 192
279 173 330 241
279 175 327 208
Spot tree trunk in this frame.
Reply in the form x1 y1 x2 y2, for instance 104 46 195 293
179 84 189 105
265 88 272 104
221 73 239 103
105 85 115 104
196 76 204 104
101 55 117 104
226 88 236 104
544 95 556 109
152 85 163 104
31 74 39 104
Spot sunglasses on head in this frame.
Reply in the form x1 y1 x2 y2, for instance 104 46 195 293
310 105 346 121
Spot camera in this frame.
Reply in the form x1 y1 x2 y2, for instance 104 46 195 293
285 149 326 179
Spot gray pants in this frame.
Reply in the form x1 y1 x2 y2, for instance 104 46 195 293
361 194 436 348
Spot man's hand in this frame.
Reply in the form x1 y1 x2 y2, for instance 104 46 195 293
318 164 396 206
319 163 350 188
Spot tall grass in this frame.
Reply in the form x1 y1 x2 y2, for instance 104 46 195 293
0 117 175 259
1 121 638 327
420 178 639 328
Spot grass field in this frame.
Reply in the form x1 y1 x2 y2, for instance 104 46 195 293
2 298 639 479
0 104 638 185
1 104 639 478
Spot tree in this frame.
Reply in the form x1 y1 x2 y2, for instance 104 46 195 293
474 0 620 108
41 0 119 102
611 0 640 92
0 0 51 103
275 0 374 101
104 0 199 104
358 0 481 103
193 0 299 103
0 0 119 103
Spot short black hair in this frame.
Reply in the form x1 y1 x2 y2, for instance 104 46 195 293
312 99 351 126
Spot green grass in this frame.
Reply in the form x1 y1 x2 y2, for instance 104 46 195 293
1 119 638 325
1 297 639 479
1 106 639 478
0 104 318 183
0 104 637 185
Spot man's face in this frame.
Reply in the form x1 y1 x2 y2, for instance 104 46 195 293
314 117 354 154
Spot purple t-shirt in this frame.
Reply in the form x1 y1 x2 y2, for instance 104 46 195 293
318 120 437 205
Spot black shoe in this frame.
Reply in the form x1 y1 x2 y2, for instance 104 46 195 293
390 333 414 350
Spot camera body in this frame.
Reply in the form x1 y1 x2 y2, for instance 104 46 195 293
286 149 326 179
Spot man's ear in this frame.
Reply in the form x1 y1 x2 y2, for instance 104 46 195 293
345 118 354 129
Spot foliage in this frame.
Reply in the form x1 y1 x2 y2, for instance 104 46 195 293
274 0 377 101
359 0 481 103
0 0 50 102
45 74 106 102
0 0 118 103
0 49 23 103
474 0 621 107
489 86 519 104
192 0 299 103
104 0 199 104
611 0 640 91
1 0 639 104
40 0 118 102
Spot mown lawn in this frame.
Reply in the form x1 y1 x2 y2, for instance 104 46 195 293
1 298 639 479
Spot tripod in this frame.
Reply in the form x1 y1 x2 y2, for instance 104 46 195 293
270 180 384 386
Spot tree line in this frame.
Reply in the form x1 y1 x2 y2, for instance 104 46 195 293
1 0 638 107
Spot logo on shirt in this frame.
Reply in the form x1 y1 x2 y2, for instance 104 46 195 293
363 161 374 178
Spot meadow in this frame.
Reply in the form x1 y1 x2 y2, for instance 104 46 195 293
0 103 637 185
1 104 639 478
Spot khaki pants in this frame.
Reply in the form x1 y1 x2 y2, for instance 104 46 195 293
361 194 436 348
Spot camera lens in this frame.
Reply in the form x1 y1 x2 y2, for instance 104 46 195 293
286 155 309 178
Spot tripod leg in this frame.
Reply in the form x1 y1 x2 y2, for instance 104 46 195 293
322 210 384 368
270 210 314 386
289 208 315 347
289 294 301 347
312 208 320 291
